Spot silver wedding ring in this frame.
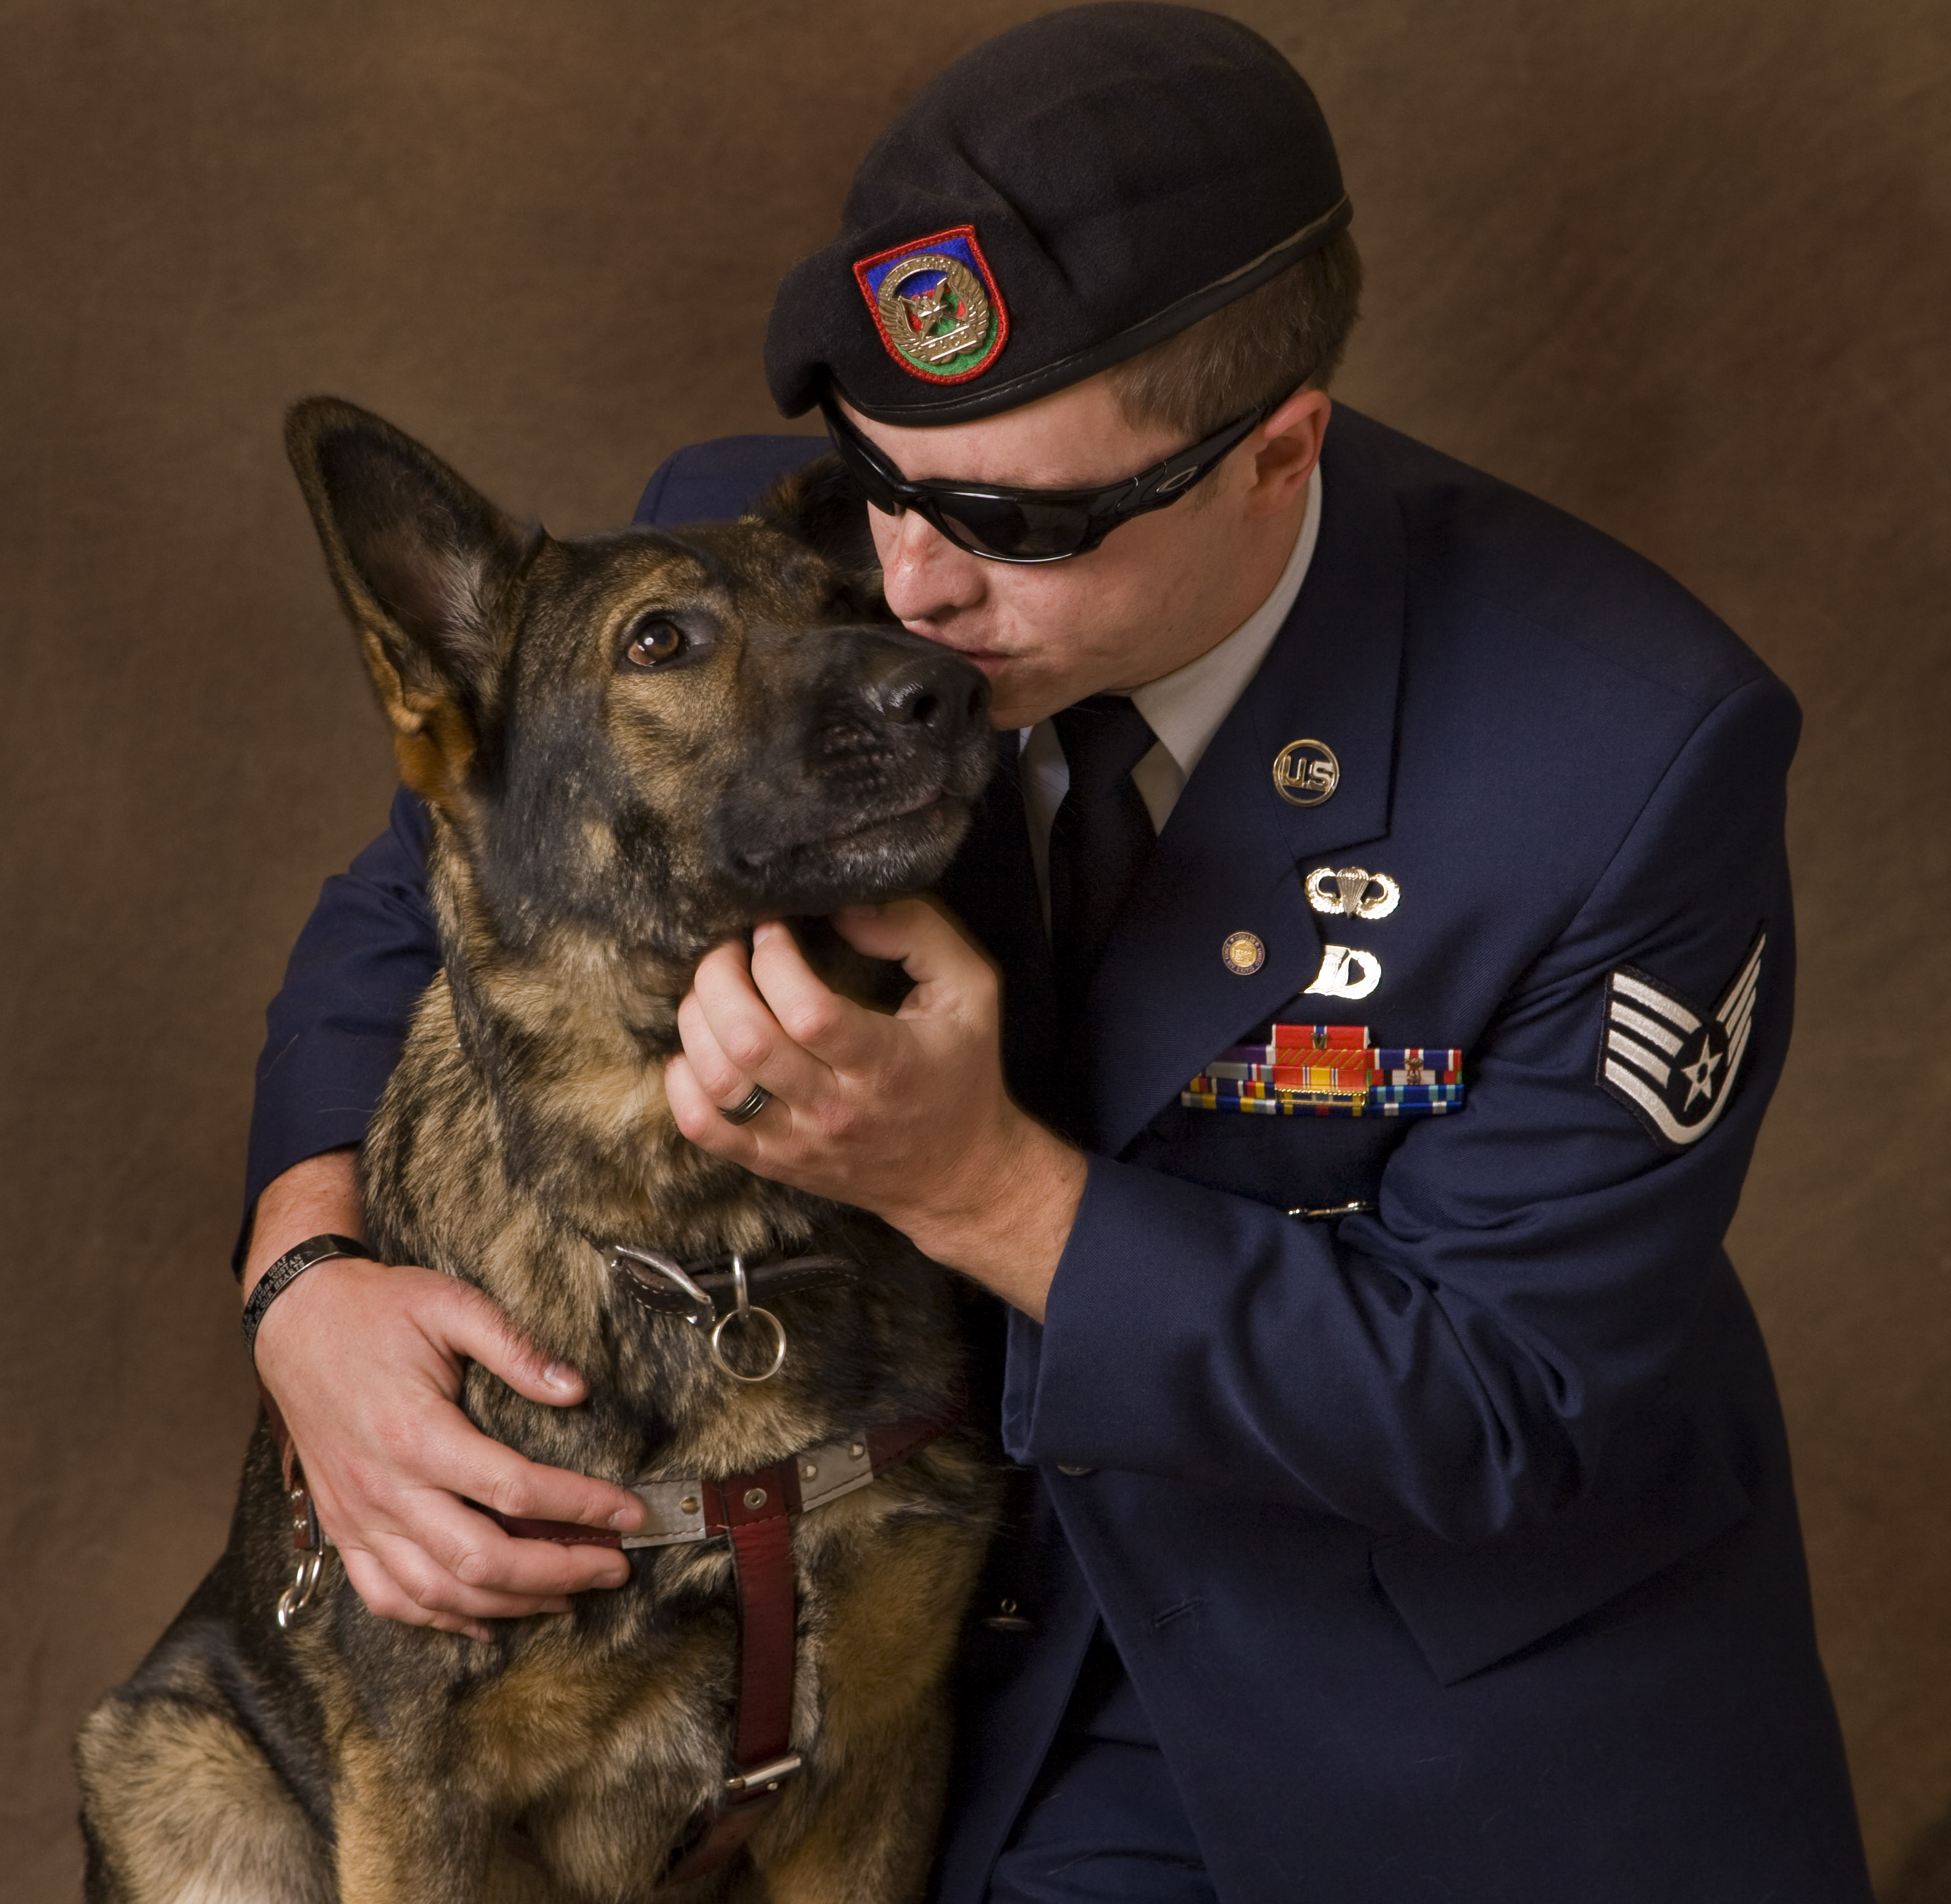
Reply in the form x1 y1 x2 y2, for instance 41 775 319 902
718 1083 773 1126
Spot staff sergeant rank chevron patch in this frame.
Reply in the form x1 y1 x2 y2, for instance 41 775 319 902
1597 928 1766 1150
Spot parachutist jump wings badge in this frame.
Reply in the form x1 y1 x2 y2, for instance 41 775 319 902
1597 928 1766 1150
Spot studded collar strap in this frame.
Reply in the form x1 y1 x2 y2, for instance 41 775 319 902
486 1412 956 1553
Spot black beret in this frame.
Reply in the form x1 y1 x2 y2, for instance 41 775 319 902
764 3 1350 426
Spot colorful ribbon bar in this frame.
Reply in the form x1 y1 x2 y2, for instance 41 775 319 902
1269 1024 1371 1050
1184 1025 1466 1118
1202 1066 1463 1091
1182 1079 1465 1118
1210 1046 1464 1078
1186 1030 1467 1116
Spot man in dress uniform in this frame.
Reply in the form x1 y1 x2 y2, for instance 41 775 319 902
237 7 1872 1898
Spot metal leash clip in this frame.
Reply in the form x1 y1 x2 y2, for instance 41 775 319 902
710 1256 787 1384
276 1462 325 1630
277 1552 322 1630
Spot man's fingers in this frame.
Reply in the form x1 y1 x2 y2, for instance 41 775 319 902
337 1541 575 1641
747 920 886 1070
674 986 760 1110
688 937 838 1097
390 1400 644 1543
339 1544 495 1642
423 1276 589 1409
380 1488 630 1599
831 897 994 997
367 1526 592 1618
307 1418 639 1594
665 1051 753 1155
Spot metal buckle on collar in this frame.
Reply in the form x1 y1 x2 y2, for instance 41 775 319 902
606 1245 790 1381
609 1244 712 1315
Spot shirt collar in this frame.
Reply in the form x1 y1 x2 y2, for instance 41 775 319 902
1127 460 1323 784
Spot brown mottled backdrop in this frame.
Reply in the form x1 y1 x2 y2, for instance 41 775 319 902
2 1 1946 1897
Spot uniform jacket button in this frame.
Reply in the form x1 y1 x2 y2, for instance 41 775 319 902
1056 1464 1095 1476
981 1598 1034 1633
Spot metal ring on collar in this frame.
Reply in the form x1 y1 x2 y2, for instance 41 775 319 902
719 1083 773 1126
711 1255 787 1382
711 1306 788 1383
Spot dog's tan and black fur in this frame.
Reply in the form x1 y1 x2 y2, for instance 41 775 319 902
76 400 1001 1903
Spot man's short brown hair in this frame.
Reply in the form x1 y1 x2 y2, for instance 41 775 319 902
1107 229 1363 440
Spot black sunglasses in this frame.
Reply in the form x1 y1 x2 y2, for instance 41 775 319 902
819 394 1275 564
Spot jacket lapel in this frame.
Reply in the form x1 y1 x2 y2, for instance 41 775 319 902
1069 417 1410 1160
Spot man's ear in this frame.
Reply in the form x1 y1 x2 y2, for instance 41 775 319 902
285 397 542 803
1245 387 1331 518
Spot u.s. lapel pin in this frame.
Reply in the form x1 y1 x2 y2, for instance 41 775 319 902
1273 738 1339 807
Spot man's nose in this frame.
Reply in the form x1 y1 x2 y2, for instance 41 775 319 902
877 506 988 625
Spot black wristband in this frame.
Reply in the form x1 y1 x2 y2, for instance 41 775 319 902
241 1233 371 1366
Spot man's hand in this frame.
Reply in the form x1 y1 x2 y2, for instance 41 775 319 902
663 901 1087 1320
245 1151 644 1642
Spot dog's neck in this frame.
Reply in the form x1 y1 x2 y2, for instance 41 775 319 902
424 838 828 1265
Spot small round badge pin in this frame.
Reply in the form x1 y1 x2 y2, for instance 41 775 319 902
1272 738 1340 807
1221 930 1266 976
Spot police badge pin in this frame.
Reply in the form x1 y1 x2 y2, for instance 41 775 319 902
853 226 1009 385
1221 930 1266 975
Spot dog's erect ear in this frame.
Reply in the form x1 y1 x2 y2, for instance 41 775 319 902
756 452 883 594
285 397 541 802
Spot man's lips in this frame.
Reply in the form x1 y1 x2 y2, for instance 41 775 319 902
920 642 1016 678
900 624 1018 677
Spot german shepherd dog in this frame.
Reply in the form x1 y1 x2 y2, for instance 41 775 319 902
76 401 1002 1903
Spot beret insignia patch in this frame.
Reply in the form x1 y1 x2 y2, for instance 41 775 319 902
853 225 1009 385
1597 928 1765 1150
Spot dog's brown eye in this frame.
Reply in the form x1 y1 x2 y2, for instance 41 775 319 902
624 617 686 669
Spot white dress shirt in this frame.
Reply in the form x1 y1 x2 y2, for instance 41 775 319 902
1021 462 1323 925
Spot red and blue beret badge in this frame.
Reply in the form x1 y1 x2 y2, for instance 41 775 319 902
853 225 1009 384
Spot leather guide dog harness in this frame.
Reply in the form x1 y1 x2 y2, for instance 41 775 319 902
494 1408 958 1879
262 1243 963 1884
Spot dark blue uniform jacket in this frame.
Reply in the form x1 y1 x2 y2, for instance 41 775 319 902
245 410 1869 1901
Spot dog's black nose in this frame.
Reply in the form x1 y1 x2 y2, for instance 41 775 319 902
862 642 990 740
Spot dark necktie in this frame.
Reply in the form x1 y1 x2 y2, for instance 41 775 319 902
1048 695 1159 1020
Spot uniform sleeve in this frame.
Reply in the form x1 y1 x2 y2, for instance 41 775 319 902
1002 675 1800 1544
236 787 436 1262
